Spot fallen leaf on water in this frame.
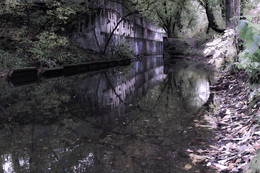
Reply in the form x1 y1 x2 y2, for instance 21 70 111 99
190 154 206 164
155 157 163 160
184 164 192 170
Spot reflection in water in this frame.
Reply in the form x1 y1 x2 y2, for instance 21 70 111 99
77 57 165 119
0 57 214 173
166 60 213 112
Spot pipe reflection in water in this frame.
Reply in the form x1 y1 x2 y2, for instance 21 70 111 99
0 57 215 173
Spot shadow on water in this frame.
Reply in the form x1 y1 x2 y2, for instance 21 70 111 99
0 56 215 173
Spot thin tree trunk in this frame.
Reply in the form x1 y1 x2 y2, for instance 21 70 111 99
235 0 241 26
226 0 235 29
234 0 241 62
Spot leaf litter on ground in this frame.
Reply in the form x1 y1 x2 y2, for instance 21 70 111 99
190 70 260 172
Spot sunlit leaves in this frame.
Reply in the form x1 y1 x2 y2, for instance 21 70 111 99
204 29 237 66
245 15 253 21
237 52 259 70
237 20 249 38
248 42 259 55
236 20 260 55
236 18 260 83
46 1 77 22
254 34 260 46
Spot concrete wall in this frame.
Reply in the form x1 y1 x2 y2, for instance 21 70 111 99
70 1 166 55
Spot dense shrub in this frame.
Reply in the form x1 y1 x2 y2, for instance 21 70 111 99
236 18 260 83
109 43 134 59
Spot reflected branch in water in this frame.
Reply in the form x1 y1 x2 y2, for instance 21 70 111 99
29 123 35 173
0 103 10 122
0 156 4 173
12 150 21 173
151 75 169 109
104 71 126 105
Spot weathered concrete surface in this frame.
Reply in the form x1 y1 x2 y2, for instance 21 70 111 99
70 1 166 55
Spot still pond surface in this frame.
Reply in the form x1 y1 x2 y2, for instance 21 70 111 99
0 56 215 173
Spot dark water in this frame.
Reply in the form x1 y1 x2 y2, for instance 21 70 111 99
0 56 214 173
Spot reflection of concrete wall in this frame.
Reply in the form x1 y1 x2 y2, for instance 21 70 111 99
70 1 165 55
76 57 166 119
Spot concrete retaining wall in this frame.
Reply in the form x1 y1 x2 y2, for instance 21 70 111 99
70 1 166 55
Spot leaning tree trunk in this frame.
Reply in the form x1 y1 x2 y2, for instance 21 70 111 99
235 0 241 26
205 1 225 33
234 0 241 62
226 0 235 29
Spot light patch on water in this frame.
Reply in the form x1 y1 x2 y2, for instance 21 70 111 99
19 157 30 168
72 152 95 173
2 154 14 173
196 80 210 103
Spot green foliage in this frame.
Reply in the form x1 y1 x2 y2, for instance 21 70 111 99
243 0 260 10
0 50 26 69
137 0 198 37
0 51 15 69
236 18 260 83
29 32 69 67
0 0 137 69
245 151 260 173
237 50 260 83
109 43 134 59
237 50 260 69
237 19 260 55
